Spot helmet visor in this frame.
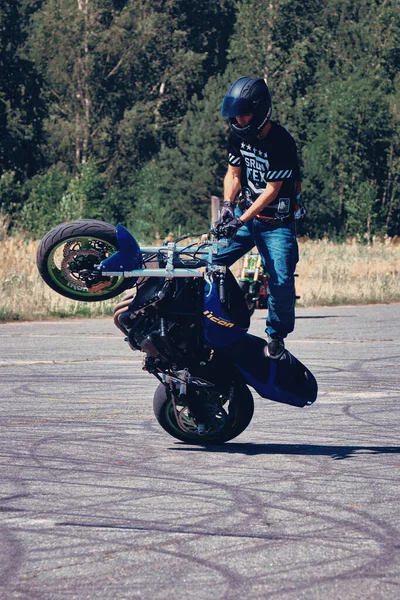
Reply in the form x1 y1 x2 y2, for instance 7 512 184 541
221 96 254 118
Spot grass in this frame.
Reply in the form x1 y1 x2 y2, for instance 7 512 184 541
0 236 118 322
0 235 399 322
295 236 400 306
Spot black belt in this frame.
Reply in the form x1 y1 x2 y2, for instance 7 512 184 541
255 214 294 225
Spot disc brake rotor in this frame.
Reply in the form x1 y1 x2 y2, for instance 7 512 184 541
61 240 112 290
176 406 198 433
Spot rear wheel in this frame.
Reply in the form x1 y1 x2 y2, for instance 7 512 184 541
36 220 135 301
153 382 254 445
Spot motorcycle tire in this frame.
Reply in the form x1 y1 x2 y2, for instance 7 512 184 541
153 382 254 445
238 280 256 317
36 219 135 302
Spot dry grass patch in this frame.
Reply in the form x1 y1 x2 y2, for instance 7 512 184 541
0 237 119 321
0 235 399 321
296 237 400 306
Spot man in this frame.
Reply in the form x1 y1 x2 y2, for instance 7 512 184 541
214 76 304 359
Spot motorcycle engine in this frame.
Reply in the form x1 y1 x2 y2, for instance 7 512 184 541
121 277 210 370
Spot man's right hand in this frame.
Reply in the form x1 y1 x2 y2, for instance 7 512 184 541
213 216 244 239
213 201 234 237
212 220 224 238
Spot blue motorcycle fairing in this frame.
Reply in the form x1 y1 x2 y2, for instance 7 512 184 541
222 333 317 408
100 224 142 273
203 278 248 348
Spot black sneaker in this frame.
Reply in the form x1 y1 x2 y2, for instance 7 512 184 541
266 337 285 360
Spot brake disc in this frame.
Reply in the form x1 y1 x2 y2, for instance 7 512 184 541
61 242 105 289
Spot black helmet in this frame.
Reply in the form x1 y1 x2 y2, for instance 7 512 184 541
221 77 272 140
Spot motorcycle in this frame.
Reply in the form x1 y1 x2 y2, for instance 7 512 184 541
238 252 300 316
237 252 269 316
36 219 317 445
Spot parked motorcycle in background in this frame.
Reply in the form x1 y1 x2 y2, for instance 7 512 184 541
237 251 300 316
36 219 317 445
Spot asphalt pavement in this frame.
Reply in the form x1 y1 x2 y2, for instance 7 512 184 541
0 303 399 599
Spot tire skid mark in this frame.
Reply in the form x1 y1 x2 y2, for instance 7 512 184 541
0 525 24 588
2 308 400 598
342 403 400 431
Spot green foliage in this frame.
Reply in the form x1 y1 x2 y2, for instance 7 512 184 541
127 162 172 243
154 74 233 233
0 1 44 179
115 103 160 186
23 0 234 181
1 0 400 239
20 160 116 236
62 160 107 221
301 72 395 237
0 171 23 217
20 168 71 236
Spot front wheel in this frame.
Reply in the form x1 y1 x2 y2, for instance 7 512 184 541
36 220 135 301
153 382 254 445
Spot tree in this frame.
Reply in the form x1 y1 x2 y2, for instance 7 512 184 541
3 0 400 238
0 1 44 182
25 0 234 181
127 162 172 242
150 74 233 233
226 0 400 237
27 0 115 171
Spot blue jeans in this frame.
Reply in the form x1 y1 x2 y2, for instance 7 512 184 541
215 209 299 339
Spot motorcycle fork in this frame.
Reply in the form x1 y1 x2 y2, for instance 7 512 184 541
162 368 235 435
161 372 188 428
163 372 214 435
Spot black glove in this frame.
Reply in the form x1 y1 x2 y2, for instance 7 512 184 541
212 202 234 235
220 201 235 222
216 217 244 239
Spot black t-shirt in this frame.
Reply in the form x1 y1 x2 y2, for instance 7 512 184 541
228 121 300 218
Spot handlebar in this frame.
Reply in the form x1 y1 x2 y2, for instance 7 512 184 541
100 231 228 280
139 230 226 256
